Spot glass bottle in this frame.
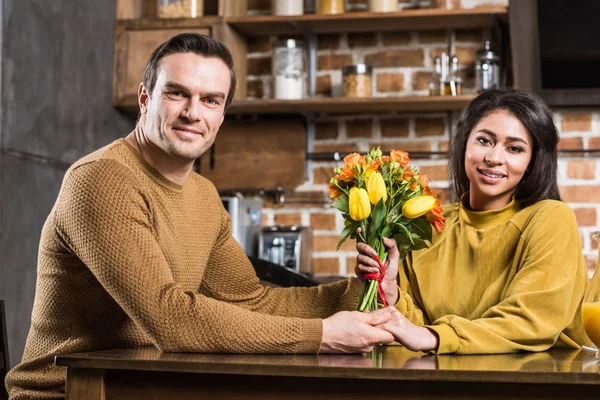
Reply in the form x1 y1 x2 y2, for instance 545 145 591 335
428 56 442 96
449 55 463 96
583 231 600 359
157 0 203 18
439 52 452 96
273 39 305 100
475 40 501 92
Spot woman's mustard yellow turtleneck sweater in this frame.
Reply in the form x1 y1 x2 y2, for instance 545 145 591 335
396 198 591 354
5 139 361 399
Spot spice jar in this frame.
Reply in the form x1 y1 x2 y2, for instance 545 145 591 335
273 39 305 100
272 0 304 15
368 0 398 13
343 64 373 98
157 0 203 18
316 0 345 14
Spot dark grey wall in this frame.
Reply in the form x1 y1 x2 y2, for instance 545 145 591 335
0 0 135 367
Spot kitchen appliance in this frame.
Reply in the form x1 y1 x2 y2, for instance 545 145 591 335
258 226 312 274
220 194 262 256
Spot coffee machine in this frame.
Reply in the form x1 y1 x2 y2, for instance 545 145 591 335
258 226 312 274
220 194 262 256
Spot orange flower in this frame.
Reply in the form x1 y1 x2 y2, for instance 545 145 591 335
366 158 382 176
339 166 357 182
403 170 415 181
339 153 365 182
328 176 343 199
381 156 391 164
422 186 435 197
426 199 446 233
390 150 410 166
418 174 429 188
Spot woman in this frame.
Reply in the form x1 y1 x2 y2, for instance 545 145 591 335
356 89 591 354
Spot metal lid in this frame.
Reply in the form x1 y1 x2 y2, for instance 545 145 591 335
274 38 304 49
342 63 372 75
476 40 500 62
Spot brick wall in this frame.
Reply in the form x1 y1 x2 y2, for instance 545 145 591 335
246 0 600 277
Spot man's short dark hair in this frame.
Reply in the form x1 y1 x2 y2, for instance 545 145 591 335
142 33 236 110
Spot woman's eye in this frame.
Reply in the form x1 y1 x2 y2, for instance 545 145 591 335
508 146 524 153
476 137 492 145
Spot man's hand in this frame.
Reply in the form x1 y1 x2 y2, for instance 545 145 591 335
319 307 396 353
355 233 400 305
376 308 439 352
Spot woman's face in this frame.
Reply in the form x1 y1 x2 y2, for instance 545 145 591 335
464 109 533 211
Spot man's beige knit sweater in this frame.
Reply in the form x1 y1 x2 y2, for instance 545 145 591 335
5 139 361 399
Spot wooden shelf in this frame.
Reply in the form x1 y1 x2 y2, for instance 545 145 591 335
226 95 476 115
225 6 507 36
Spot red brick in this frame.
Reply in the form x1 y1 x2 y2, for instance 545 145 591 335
562 113 592 132
573 208 597 227
370 141 432 153
313 235 356 252
412 71 434 91
560 185 600 203
589 137 600 149
313 166 335 185
316 75 332 96
348 32 377 48
439 140 450 152
246 80 264 99
376 73 404 92
419 164 448 181
315 121 338 140
310 213 337 230
346 119 374 138
455 46 478 65
247 36 271 53
364 49 424 68
380 118 409 137
558 137 584 150
418 30 447 44
434 187 450 205
381 32 412 46
318 54 353 71
247 57 271 76
311 257 340 275
313 143 360 154
592 233 599 249
274 213 302 226
346 255 359 275
317 34 341 50
415 118 445 137
567 160 596 180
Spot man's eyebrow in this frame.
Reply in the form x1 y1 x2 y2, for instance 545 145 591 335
163 81 190 92
476 129 529 145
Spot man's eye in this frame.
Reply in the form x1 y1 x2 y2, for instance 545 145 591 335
205 98 220 106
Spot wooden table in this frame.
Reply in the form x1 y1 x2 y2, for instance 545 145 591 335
55 346 600 399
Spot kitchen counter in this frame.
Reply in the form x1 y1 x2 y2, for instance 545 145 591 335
55 346 600 399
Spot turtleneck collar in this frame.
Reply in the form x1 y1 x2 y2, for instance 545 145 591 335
458 194 521 230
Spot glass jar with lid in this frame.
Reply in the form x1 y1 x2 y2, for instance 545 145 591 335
316 0 345 14
157 0 203 18
475 40 501 92
343 64 373 98
273 39 305 100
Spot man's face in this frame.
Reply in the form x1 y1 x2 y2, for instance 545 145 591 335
140 53 230 161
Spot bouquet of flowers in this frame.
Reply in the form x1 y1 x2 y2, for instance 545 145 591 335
329 148 445 312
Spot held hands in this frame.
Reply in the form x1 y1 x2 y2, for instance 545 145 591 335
355 229 400 305
374 307 439 352
319 308 395 353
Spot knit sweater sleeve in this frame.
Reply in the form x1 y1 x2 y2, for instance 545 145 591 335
428 202 588 354
199 202 362 318
54 160 323 354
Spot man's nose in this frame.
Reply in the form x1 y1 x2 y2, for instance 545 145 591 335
183 97 201 121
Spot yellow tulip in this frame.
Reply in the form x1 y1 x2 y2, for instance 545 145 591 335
402 196 436 219
349 187 371 221
366 171 387 205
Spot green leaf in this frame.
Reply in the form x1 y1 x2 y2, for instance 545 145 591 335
367 199 386 244
331 195 349 214
381 224 392 238
408 237 429 251
336 222 356 250
411 216 433 242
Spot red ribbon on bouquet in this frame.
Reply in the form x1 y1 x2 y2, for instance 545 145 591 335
363 255 388 307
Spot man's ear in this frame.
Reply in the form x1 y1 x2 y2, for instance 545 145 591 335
138 83 149 113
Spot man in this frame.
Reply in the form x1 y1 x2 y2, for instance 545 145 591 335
5 33 397 399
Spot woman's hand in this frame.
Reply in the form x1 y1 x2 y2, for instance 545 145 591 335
376 307 439 352
355 228 400 305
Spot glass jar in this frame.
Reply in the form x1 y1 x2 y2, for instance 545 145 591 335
434 0 459 9
316 0 345 14
368 0 398 13
272 0 304 15
343 64 372 98
157 0 203 18
475 40 501 92
273 39 305 100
